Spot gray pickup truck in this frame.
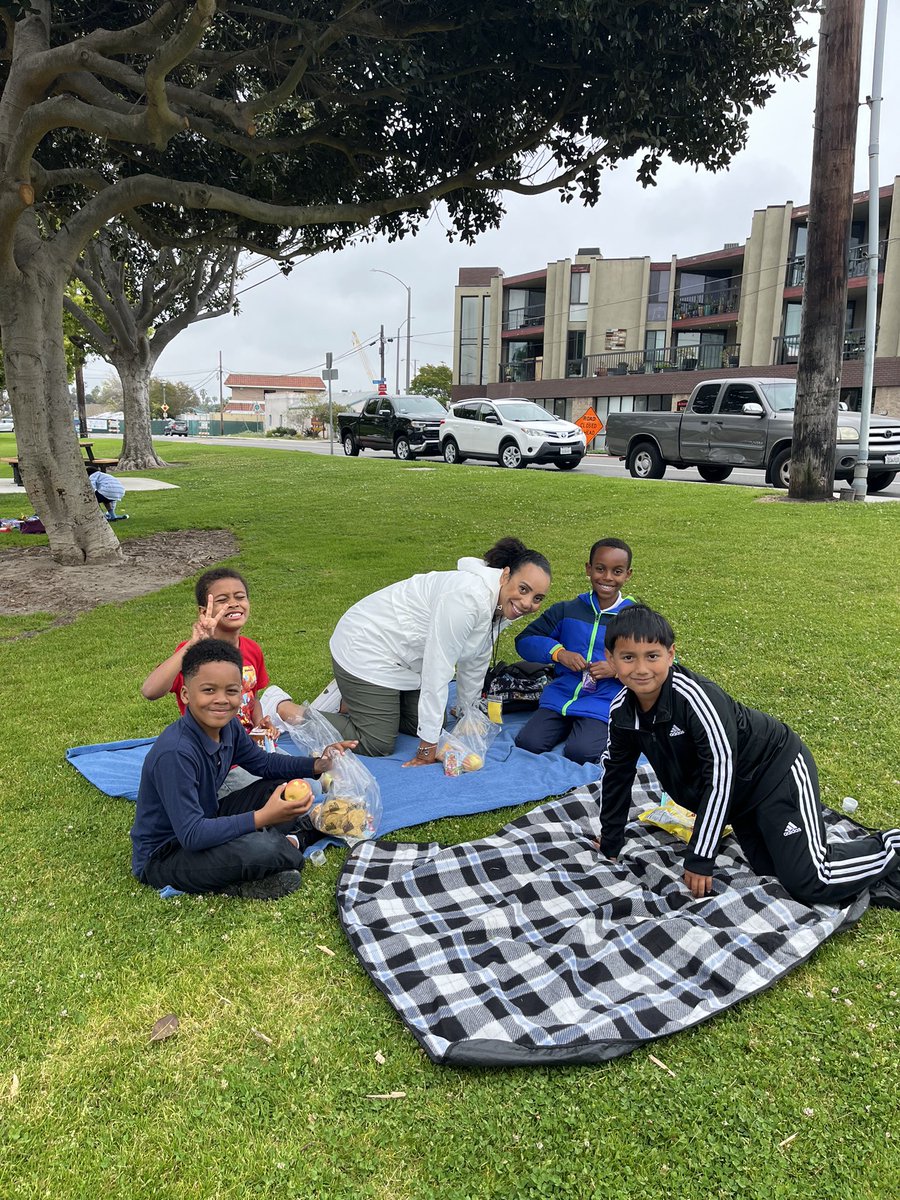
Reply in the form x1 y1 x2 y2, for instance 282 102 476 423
605 377 900 491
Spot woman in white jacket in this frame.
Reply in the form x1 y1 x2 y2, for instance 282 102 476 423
327 538 551 765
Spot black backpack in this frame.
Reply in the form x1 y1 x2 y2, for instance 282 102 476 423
482 660 554 712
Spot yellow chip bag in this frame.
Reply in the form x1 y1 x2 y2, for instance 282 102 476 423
638 796 732 844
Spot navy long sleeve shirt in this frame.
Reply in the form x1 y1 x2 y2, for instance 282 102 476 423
131 709 316 878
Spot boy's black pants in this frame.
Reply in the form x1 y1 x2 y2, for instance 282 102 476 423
730 744 900 906
141 778 313 894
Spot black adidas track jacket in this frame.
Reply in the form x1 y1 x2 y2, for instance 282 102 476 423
598 663 801 874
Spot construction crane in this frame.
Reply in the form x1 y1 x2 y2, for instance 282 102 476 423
351 331 378 387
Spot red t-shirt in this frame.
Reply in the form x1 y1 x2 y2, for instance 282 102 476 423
171 636 269 730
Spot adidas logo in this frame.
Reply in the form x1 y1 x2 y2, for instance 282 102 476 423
669 724 685 737
783 821 801 837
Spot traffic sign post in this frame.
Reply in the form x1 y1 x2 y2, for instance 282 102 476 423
323 354 339 454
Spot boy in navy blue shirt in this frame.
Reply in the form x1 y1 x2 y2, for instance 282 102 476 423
514 538 635 763
132 639 355 899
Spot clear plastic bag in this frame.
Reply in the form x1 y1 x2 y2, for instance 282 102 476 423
285 707 382 842
436 704 500 776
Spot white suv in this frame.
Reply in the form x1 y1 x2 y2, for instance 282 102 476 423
440 398 586 470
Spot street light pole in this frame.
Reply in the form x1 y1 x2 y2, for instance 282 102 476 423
371 269 412 391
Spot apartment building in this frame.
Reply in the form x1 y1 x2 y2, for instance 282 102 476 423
452 177 900 445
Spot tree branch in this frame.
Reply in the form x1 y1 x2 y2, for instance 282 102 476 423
144 0 213 148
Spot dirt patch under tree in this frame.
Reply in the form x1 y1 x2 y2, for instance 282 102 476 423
0 530 239 631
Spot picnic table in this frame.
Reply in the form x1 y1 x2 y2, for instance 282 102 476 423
1 441 119 487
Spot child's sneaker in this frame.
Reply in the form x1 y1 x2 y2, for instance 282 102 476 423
310 679 343 713
222 869 302 901
868 869 900 911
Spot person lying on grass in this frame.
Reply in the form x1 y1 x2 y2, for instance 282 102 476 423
131 639 356 900
141 566 305 742
514 537 635 765
596 604 900 909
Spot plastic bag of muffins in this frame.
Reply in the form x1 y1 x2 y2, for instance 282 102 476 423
285 707 381 843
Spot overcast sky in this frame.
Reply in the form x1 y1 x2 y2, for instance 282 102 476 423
83 8 900 399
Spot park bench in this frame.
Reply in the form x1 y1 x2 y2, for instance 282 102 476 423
1 446 119 488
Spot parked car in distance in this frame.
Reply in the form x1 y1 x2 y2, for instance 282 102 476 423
605 377 900 491
0 418 13 433
163 418 189 436
338 394 446 460
440 398 586 469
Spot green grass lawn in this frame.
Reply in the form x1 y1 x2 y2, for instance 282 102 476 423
0 439 897 1200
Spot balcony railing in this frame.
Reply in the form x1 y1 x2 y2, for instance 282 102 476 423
504 343 741 382
673 282 741 321
786 241 887 288
502 301 546 331
772 328 868 365
582 343 741 376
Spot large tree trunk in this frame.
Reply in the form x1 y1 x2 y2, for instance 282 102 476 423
0 266 122 564
115 352 167 470
789 0 864 501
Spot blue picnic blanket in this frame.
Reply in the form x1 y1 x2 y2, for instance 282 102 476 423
65 709 601 838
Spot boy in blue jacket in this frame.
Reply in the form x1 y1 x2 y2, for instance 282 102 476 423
514 538 634 764
131 639 354 899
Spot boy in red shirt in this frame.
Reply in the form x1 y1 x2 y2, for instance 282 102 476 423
141 568 304 735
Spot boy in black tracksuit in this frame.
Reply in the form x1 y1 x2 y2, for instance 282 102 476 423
597 605 900 907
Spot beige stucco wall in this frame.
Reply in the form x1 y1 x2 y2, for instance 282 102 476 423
586 258 650 356
739 204 793 365
877 178 900 357
542 259 571 379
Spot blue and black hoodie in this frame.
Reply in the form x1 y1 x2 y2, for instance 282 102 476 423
514 591 634 722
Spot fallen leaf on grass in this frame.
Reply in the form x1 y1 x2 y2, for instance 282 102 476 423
251 1028 273 1045
648 1054 676 1078
9 1073 19 1100
364 1091 406 1100
778 1133 798 1149
374 1050 386 1065
316 944 336 958
149 1014 180 1042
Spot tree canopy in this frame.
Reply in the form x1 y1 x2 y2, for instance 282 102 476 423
410 363 452 406
0 0 815 564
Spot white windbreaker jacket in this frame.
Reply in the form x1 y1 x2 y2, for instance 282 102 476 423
330 556 507 742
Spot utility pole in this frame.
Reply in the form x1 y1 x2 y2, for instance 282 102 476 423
379 324 386 384
218 350 225 435
790 0 864 501
323 352 338 454
850 0 888 501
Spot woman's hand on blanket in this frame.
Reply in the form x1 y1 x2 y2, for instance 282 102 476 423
314 741 358 775
684 869 713 898
403 741 438 768
556 649 587 672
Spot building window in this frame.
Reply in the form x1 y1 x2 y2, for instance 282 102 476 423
647 270 670 322
459 295 479 384
569 271 590 322
480 297 491 385
566 330 586 376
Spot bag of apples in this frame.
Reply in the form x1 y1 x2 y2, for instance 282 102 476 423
437 704 500 776
284 708 382 843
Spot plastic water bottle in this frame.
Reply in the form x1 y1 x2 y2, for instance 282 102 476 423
308 849 327 867
841 797 858 814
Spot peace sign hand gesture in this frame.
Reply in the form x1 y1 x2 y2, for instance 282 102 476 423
190 595 226 645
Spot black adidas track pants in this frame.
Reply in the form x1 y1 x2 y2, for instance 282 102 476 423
730 744 900 906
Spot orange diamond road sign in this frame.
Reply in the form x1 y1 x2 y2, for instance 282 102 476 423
575 407 603 442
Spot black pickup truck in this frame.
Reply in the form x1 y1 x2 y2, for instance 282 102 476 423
338 394 446 460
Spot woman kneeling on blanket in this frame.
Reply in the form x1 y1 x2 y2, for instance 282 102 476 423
325 538 552 766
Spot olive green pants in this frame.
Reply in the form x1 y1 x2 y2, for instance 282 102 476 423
326 657 421 757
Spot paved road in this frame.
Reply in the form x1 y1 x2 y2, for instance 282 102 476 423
162 434 900 500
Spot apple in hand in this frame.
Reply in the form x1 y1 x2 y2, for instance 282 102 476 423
284 778 313 806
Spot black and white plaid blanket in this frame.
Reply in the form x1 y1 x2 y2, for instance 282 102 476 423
337 768 869 1066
